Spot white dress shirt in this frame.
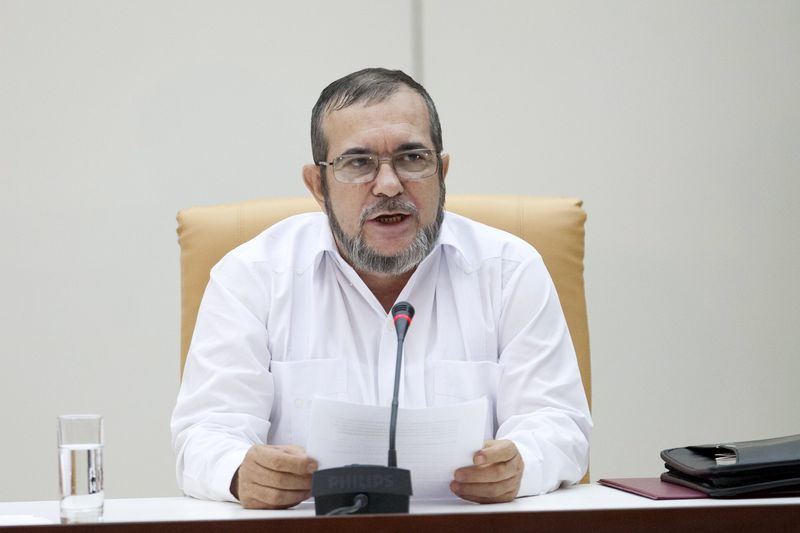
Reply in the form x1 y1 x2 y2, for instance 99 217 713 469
171 211 592 502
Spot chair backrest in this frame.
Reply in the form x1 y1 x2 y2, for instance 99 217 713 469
176 195 592 407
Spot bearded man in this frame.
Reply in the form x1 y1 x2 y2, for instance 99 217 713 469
171 68 591 509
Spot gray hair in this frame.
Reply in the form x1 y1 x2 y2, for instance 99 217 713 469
310 68 443 163
323 179 446 275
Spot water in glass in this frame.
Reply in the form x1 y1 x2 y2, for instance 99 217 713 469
59 443 103 522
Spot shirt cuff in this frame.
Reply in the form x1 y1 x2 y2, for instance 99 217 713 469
513 439 547 497
212 447 250 503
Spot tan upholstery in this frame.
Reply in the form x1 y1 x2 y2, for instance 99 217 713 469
177 195 592 483
176 195 592 411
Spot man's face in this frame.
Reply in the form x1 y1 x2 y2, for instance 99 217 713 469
304 88 449 275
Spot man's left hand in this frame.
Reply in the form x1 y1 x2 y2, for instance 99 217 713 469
450 439 524 503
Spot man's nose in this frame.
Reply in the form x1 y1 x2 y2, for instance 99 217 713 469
371 160 404 197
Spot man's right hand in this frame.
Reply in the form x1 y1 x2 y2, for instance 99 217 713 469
231 444 318 509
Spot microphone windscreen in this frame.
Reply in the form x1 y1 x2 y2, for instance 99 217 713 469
391 301 415 321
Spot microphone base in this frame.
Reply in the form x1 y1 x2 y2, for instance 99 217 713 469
311 465 412 515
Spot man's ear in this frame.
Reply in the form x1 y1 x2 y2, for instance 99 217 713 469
440 153 450 180
303 164 326 210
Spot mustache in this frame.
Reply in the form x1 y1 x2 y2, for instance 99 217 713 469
359 198 419 226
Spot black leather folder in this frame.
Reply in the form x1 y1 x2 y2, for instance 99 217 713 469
660 434 800 497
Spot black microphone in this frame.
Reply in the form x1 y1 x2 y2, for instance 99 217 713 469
388 301 414 468
311 302 415 515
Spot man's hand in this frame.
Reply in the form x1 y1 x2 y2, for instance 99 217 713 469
450 439 524 503
231 444 318 509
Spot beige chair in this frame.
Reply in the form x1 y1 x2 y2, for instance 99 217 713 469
177 194 591 398
176 195 592 481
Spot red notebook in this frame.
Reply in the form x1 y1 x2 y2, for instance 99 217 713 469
598 477 707 500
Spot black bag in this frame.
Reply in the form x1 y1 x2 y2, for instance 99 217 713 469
660 434 800 497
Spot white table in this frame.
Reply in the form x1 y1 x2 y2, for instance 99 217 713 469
2 484 799 531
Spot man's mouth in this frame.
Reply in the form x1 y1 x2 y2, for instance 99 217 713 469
372 213 408 224
359 198 419 227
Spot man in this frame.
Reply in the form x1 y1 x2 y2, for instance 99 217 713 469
171 68 591 509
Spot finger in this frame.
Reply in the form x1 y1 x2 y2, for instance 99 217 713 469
274 444 307 456
256 472 312 492
450 477 519 502
458 492 517 504
451 476 519 498
452 486 517 504
240 485 311 509
474 439 517 466
453 461 516 484
241 462 313 491
251 445 318 475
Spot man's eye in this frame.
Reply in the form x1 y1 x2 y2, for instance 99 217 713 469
343 156 371 168
401 153 422 162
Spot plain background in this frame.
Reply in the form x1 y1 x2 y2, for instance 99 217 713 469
1 0 798 501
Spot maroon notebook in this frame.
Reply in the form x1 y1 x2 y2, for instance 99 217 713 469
598 477 707 500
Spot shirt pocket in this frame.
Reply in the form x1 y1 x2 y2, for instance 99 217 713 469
433 359 502 440
269 358 348 448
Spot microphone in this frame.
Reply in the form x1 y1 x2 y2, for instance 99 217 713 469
311 302 415 515
391 301 414 341
388 302 414 468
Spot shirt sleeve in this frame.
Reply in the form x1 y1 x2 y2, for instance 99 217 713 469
495 254 592 496
170 252 273 502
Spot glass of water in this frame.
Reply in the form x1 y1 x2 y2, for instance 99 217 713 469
57 414 104 523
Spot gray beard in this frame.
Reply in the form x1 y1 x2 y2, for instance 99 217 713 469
324 185 445 276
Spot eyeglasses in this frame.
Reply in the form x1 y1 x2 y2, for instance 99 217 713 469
317 148 440 184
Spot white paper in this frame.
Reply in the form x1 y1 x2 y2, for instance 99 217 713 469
307 397 488 498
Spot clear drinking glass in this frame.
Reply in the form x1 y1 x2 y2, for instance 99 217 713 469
57 414 104 523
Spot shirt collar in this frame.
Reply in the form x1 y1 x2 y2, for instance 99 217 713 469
435 211 475 272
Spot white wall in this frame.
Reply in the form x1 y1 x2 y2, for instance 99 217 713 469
423 0 800 478
0 0 413 501
1 0 798 501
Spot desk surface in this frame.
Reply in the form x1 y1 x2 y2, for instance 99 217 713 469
2 484 799 532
